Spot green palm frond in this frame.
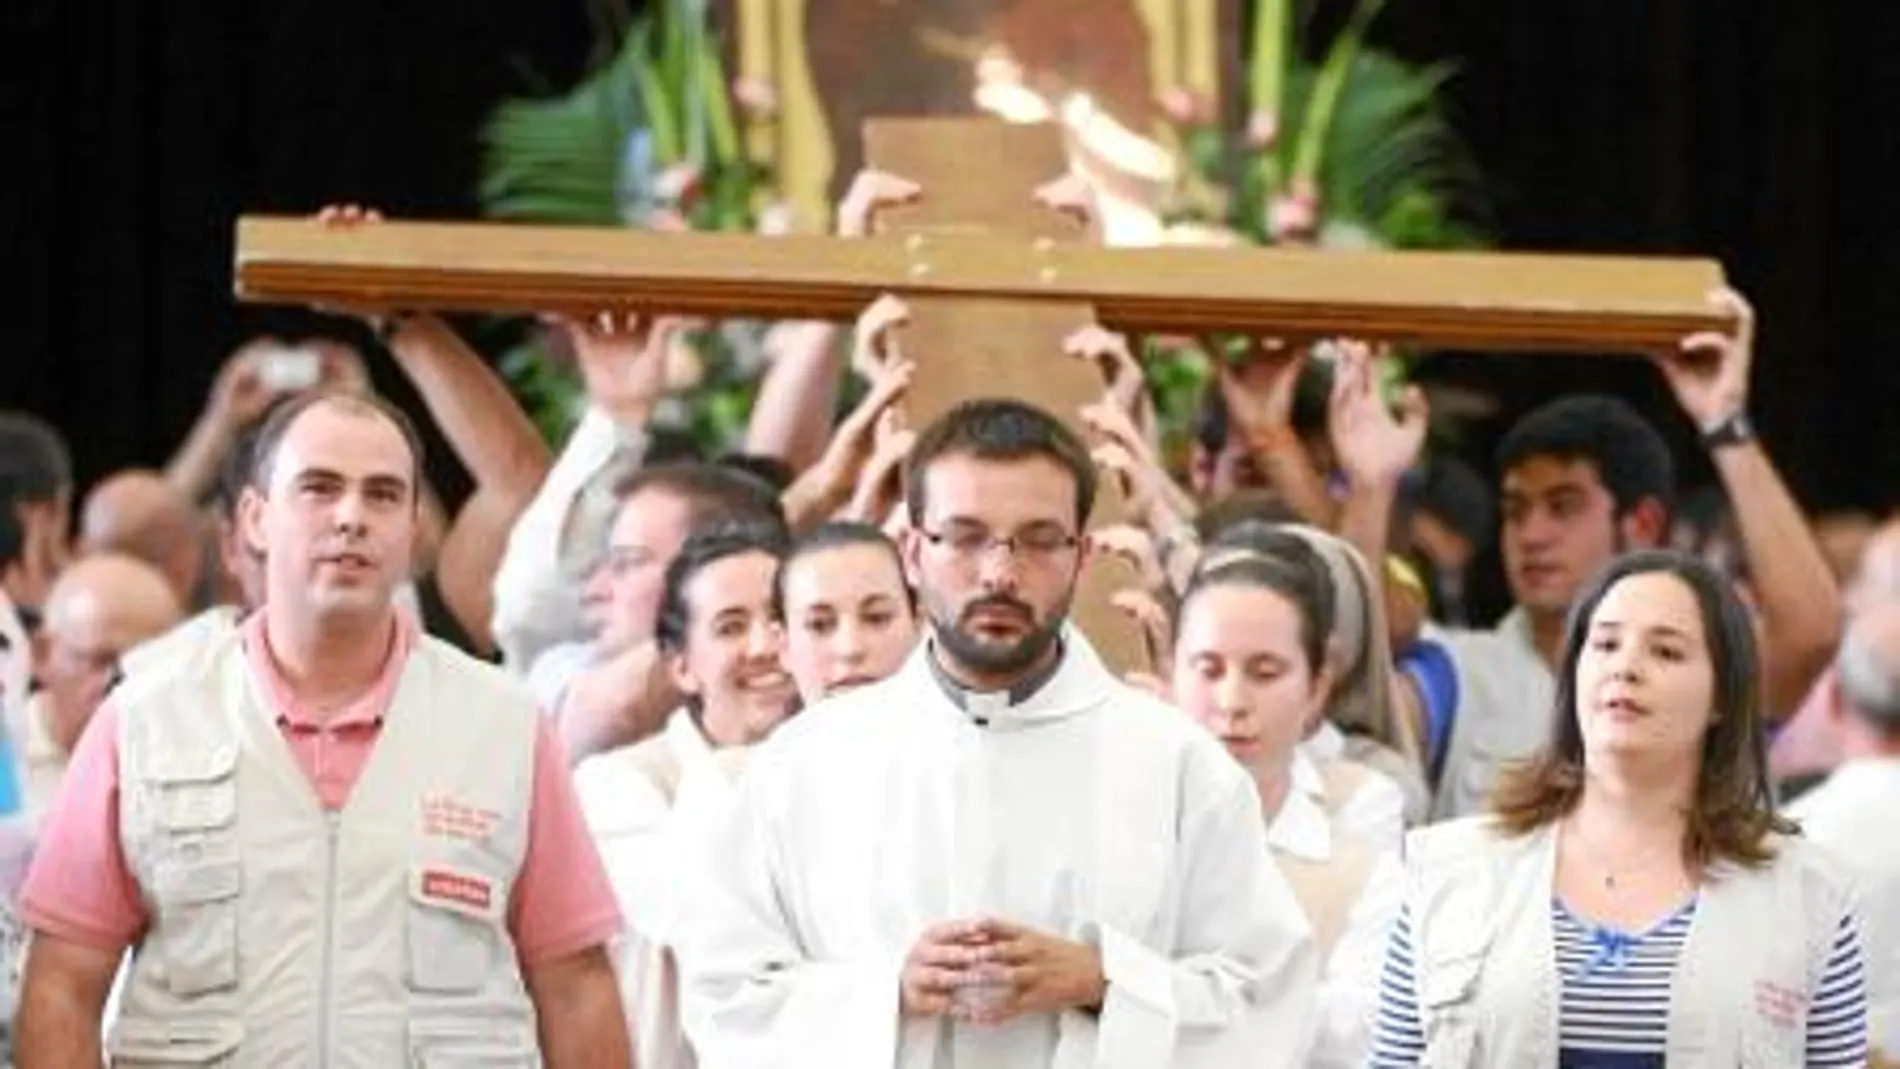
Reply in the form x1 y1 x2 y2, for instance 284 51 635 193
480 31 645 226
480 0 771 452
1212 0 1488 251
1301 52 1488 248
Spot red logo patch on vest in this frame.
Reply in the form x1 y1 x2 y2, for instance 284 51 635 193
1754 979 1807 1030
420 868 493 912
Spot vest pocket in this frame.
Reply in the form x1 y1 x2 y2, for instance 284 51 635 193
1418 950 1485 1068
407 1018 537 1067
105 1017 243 1066
406 869 501 995
153 858 242 997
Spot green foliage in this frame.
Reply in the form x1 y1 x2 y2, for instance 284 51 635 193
479 0 767 452
478 0 1489 460
1150 0 1490 460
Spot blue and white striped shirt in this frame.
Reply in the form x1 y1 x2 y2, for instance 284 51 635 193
1370 896 1868 1067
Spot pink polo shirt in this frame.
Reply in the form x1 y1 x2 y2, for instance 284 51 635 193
21 612 622 967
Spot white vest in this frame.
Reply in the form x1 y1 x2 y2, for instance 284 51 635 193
119 606 241 678
1404 816 1853 1067
109 627 542 1067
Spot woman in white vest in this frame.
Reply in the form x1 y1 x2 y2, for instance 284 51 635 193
1370 549 1869 1067
1171 545 1401 1068
1201 521 1428 846
776 520 920 705
576 521 798 1069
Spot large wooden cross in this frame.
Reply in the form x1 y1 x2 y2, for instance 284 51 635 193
234 117 1729 675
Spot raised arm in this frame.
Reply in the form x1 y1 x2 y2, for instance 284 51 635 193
489 313 680 670
378 312 553 653
165 338 301 504
1655 289 1842 719
1215 339 1339 528
1328 344 1432 654
743 171 919 471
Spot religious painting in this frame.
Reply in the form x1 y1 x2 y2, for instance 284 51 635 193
717 0 1240 241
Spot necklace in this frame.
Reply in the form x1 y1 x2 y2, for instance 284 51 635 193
1564 817 1678 891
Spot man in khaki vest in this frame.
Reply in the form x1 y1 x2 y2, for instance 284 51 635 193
14 392 630 1067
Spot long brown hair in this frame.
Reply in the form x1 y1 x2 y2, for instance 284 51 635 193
1492 550 1793 871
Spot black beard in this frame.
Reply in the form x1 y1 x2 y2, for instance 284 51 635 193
930 594 1067 678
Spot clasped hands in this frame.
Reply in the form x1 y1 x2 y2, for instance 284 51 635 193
900 918 1107 1026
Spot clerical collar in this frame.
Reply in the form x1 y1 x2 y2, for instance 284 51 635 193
925 637 1065 726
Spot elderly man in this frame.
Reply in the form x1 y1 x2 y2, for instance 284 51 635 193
1786 601 1900 1060
16 391 628 1066
22 555 182 817
77 470 211 611
1774 518 1900 785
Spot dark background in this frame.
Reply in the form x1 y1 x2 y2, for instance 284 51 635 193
5 1 1896 519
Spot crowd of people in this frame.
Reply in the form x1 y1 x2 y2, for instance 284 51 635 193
0 173 1893 1067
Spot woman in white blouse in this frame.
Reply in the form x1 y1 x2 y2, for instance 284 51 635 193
1171 544 1401 1067
1200 522 1428 846
574 522 798 1069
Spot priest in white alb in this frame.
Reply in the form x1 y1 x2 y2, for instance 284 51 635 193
678 398 1319 1068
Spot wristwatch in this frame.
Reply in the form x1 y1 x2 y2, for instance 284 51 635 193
1700 410 1756 451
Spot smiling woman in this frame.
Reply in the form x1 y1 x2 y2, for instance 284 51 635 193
655 522 796 748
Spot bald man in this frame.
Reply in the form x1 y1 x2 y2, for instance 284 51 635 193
22 555 181 816
77 470 210 609
1775 519 1900 785
1787 601 1900 1058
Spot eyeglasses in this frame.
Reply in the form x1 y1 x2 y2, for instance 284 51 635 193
919 524 1081 563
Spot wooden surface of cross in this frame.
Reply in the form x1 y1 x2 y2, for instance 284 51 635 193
859 119 1158 676
233 116 1734 676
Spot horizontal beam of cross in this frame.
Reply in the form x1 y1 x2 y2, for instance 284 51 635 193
234 216 1730 352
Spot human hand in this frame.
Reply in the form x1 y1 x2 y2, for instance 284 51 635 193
900 920 991 1018
304 339 373 395
1111 587 1175 670
807 359 915 509
1080 398 1195 526
1211 335 1308 447
836 169 921 238
1064 326 1146 420
946 919 1106 1025
1328 341 1427 489
851 294 912 381
846 408 916 525
206 337 290 431
1090 525 1164 592
1655 286 1753 430
552 311 682 429
310 203 404 327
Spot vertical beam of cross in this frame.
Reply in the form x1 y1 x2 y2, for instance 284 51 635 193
865 118 1155 677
